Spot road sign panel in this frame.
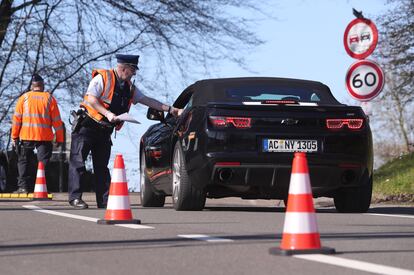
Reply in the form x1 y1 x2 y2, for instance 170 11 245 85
345 60 384 101
344 18 378 59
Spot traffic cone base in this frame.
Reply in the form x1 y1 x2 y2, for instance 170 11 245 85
32 161 51 201
32 197 52 201
270 152 335 256
97 218 141 225
98 154 140 225
269 246 335 256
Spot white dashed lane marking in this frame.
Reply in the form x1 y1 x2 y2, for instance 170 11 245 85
22 205 154 229
365 213 414 219
178 234 234 243
294 254 414 275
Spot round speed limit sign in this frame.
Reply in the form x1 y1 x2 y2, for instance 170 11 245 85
344 18 378 59
346 60 384 101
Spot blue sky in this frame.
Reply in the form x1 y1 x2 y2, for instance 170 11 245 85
215 0 387 103
67 0 389 191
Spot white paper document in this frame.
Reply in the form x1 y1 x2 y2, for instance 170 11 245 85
115 113 141 124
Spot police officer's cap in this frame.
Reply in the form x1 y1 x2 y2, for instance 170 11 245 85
31 73 44 83
116 54 139 70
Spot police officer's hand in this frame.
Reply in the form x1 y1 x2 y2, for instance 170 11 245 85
169 106 183 117
104 111 118 123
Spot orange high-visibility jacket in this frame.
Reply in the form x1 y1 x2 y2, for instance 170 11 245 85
80 69 134 127
11 91 64 142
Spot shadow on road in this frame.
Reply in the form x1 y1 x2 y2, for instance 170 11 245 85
204 206 343 213
0 202 413 215
204 206 285 212
368 206 414 215
0 232 414 257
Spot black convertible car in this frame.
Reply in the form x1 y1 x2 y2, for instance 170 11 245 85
139 77 373 212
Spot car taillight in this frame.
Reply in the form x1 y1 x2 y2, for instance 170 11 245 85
326 119 364 130
262 100 297 105
209 116 252 129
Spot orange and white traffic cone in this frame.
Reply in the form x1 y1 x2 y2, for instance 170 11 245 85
270 152 335 255
32 161 51 200
97 154 140 225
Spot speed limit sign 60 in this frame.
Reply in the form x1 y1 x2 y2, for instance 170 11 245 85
345 60 384 101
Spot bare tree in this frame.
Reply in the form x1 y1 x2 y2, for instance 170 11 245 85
371 0 414 154
0 0 266 138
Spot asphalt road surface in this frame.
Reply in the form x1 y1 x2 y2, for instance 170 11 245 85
0 193 413 275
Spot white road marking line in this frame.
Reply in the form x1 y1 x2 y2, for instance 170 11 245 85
365 213 414 219
116 223 153 229
23 205 98 222
294 254 414 275
178 234 234 243
22 205 153 229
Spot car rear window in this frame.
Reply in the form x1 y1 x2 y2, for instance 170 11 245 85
225 86 338 104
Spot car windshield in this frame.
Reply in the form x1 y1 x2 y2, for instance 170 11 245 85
225 86 329 103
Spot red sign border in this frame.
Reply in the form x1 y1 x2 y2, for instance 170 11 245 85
345 60 384 101
343 18 378 59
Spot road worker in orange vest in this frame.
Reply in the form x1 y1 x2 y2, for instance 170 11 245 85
68 54 182 209
11 74 64 193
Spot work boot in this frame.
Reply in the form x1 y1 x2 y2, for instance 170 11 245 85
69 198 89 209
13 187 28 194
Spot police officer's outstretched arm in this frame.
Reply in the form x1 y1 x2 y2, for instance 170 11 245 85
137 95 183 117
85 94 119 123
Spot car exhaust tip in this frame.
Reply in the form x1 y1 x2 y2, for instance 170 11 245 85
218 168 233 182
341 170 356 185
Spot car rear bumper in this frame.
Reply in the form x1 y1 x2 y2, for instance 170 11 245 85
186 151 372 199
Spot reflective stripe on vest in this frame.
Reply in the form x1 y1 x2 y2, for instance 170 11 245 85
54 124 64 131
22 113 51 120
21 122 53 128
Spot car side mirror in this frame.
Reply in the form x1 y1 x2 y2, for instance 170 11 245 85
147 108 165 122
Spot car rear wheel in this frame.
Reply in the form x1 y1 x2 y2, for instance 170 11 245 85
172 141 206 211
334 174 372 213
140 151 165 207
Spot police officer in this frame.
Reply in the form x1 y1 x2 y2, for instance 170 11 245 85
11 74 64 193
68 54 182 209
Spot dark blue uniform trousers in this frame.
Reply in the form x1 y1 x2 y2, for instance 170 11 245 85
17 141 52 190
68 126 112 207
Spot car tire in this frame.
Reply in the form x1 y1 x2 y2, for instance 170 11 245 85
334 174 372 213
172 141 206 211
140 151 165 207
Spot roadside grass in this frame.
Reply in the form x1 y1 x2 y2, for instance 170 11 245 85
373 152 414 202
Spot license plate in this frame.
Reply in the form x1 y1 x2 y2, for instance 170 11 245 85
263 139 318 152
